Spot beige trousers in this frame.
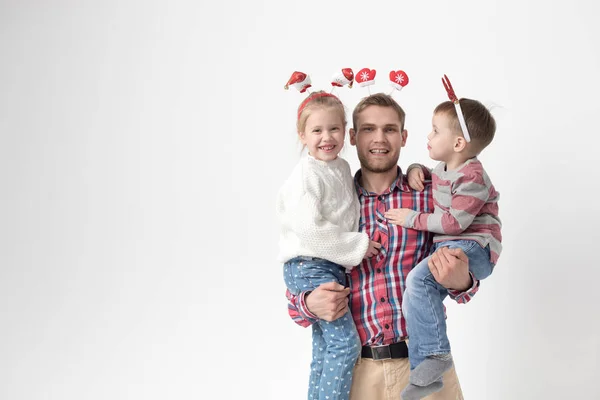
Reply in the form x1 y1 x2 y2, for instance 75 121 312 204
349 354 464 400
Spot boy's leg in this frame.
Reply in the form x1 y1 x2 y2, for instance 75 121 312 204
403 257 451 369
403 240 493 392
349 357 463 400
402 256 453 395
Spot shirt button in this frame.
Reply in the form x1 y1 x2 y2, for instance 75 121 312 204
377 268 382 273
385 324 390 329
380 297 386 303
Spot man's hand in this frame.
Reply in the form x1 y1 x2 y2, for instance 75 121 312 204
428 247 471 291
364 240 382 258
384 208 411 226
407 167 425 191
305 282 350 322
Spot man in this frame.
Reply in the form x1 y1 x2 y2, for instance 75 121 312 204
287 93 479 399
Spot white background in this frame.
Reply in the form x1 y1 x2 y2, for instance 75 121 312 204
1 1 599 399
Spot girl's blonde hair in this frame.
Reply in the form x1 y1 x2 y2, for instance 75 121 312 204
296 91 347 133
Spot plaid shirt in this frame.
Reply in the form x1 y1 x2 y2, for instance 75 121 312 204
286 167 480 346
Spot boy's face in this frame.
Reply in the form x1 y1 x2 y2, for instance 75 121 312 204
298 107 346 162
349 105 407 173
427 112 460 162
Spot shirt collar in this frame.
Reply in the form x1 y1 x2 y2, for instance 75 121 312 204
354 166 411 197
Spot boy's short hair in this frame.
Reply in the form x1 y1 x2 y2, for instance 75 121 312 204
434 98 496 152
352 93 406 131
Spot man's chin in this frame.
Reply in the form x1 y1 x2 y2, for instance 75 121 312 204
361 159 398 174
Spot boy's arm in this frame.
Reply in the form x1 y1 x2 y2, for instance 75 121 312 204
404 172 490 235
407 163 432 180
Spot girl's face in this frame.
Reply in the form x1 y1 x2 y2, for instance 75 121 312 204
299 107 346 162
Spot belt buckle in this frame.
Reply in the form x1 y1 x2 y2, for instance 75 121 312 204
371 344 391 361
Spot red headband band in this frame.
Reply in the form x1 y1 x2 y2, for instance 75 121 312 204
297 92 340 120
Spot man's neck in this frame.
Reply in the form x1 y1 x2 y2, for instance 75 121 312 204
359 167 399 194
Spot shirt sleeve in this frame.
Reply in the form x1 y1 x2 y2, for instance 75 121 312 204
404 171 490 234
286 289 318 327
447 272 480 303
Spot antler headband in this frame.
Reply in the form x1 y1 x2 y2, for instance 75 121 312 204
442 74 471 142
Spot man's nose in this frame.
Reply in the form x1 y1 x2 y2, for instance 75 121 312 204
373 128 386 141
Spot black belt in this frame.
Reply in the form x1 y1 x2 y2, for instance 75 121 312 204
361 341 408 360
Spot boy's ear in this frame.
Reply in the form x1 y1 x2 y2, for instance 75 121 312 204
454 136 467 152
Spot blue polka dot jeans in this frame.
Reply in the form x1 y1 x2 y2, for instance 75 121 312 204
284 256 361 400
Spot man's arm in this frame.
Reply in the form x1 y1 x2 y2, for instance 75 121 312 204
428 246 480 304
286 282 350 326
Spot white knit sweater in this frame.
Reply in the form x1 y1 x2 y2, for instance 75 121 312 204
276 155 369 269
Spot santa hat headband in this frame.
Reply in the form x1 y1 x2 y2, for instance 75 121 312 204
285 69 355 120
441 74 471 142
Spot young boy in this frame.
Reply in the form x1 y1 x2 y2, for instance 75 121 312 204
385 90 502 399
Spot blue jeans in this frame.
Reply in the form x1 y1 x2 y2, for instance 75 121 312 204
284 256 361 400
402 240 494 369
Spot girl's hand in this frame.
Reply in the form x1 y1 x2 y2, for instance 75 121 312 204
364 240 382 258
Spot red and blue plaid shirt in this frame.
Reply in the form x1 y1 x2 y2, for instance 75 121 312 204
286 167 480 346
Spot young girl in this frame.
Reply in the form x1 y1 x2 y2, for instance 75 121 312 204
276 91 380 400
385 89 502 399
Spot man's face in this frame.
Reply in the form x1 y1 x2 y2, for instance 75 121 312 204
350 105 407 173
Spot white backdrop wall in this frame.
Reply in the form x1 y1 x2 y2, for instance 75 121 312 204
1 1 598 399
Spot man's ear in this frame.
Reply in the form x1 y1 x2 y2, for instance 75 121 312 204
454 136 467 152
401 129 408 147
349 128 357 146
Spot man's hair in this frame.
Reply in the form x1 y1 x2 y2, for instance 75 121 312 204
297 91 347 133
352 93 406 131
434 98 496 152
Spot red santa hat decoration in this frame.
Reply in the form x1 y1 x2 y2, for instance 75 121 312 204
331 68 355 89
284 71 312 93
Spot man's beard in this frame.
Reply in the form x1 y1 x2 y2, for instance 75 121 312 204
357 152 398 173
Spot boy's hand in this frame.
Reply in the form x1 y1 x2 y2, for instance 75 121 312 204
407 167 425 191
364 240 382 258
384 208 411 226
